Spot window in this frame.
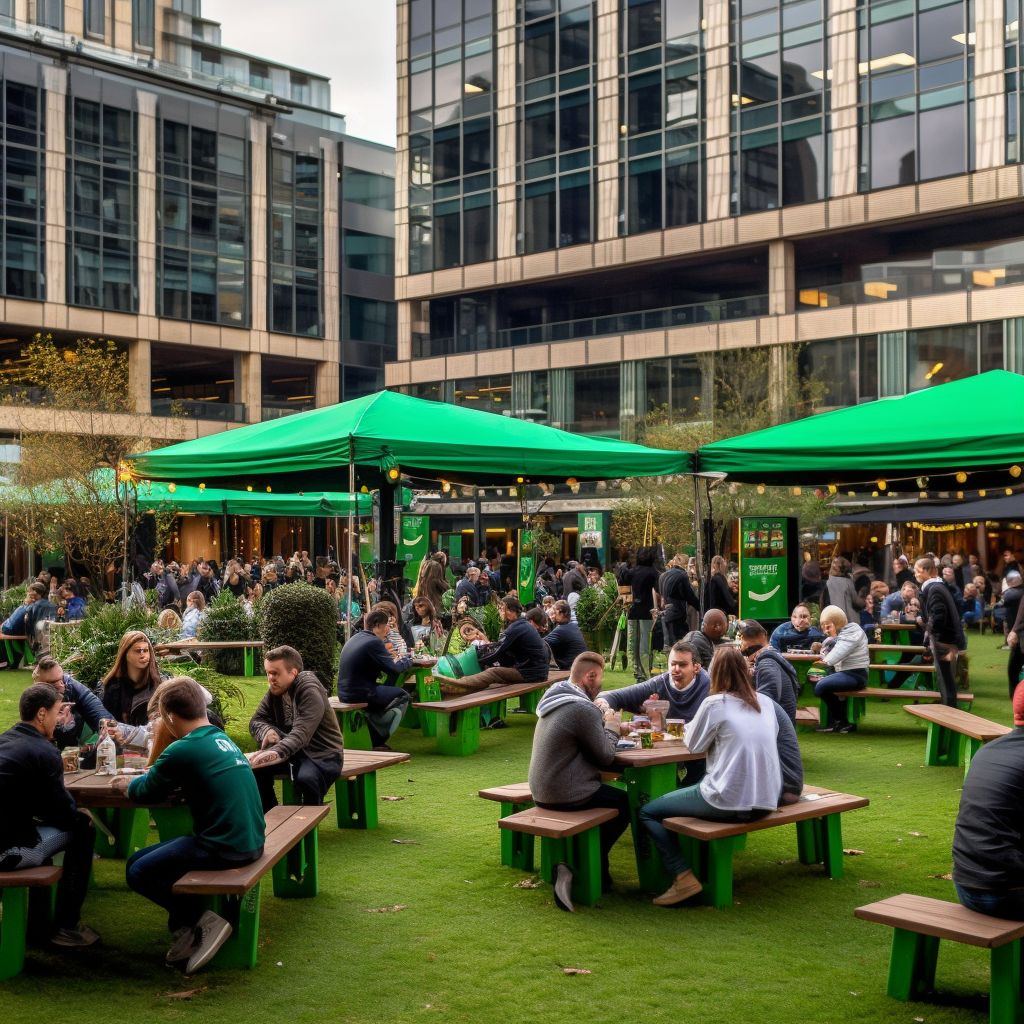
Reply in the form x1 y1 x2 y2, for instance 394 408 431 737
454 374 511 411
343 296 397 347
573 365 621 435
643 356 704 420
84 0 104 37
67 99 137 312
907 325 978 390
798 337 859 407
344 229 395 275
158 118 249 325
343 168 396 210
133 0 155 49
35 0 62 29
262 356 316 417
270 150 322 336
1 81 45 299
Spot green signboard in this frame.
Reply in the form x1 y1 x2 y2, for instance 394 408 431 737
518 529 536 604
738 516 799 623
578 511 609 568
401 514 429 586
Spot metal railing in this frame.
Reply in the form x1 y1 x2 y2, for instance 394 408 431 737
151 399 246 422
261 403 308 421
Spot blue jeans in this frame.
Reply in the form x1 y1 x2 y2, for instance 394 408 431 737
956 884 1024 921
814 667 869 725
639 784 762 877
126 836 261 932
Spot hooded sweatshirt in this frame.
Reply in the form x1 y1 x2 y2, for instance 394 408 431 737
820 622 871 672
753 648 800 723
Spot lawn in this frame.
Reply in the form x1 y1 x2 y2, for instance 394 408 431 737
0 632 1015 1024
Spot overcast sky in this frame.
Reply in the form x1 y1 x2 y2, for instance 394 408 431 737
204 0 397 147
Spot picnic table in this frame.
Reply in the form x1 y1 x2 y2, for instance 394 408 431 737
878 622 915 645
153 639 264 676
0 633 33 667
781 652 819 691
396 659 442 738
903 703 1011 775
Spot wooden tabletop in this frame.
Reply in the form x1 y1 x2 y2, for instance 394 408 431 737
65 768 174 809
328 696 369 712
782 652 821 662
879 622 915 630
869 644 928 653
154 640 264 651
612 742 701 767
902 703 1011 742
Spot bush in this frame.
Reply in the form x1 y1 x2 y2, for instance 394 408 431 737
259 582 339 692
197 592 260 675
179 663 246 726
0 583 28 622
482 601 502 642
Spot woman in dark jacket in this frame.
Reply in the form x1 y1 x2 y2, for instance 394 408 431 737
618 546 660 681
704 555 738 616
101 630 167 727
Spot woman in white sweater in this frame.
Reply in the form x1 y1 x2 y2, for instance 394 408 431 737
813 604 870 734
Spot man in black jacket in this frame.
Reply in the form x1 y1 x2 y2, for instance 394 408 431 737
657 555 700 648
337 610 417 750
915 557 966 707
545 600 589 670
0 684 98 947
439 596 550 694
738 620 800 723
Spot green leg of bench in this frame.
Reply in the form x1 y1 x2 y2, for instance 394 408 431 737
416 673 441 738
820 813 844 879
958 699 973 712
887 928 940 1001
435 708 480 756
538 831 602 907
0 885 29 980
624 762 676 894
202 886 261 970
701 837 734 908
152 806 194 843
21 642 34 667
334 772 378 829
479 700 508 728
924 722 965 768
500 800 535 871
1 639 14 666
336 709 372 751
519 688 543 714
244 646 254 677
964 737 983 780
795 818 823 865
989 939 1023 1024
849 697 866 723
733 833 747 851
272 827 319 898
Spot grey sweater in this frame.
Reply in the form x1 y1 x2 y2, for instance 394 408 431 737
249 671 345 761
528 695 619 808
772 701 804 799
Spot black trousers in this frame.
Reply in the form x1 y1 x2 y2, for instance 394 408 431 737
537 784 631 882
930 639 960 708
1009 644 1024 699
254 749 342 813
662 614 686 649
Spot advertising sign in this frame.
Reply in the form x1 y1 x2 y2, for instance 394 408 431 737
401 515 429 586
738 516 799 623
578 511 609 568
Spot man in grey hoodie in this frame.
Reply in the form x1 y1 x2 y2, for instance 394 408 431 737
738 620 800 723
528 651 629 911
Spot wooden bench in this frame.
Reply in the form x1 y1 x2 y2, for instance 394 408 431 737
795 706 820 728
867 661 936 688
903 704 1011 775
481 783 537 870
855 893 1024 1024
171 803 329 970
154 639 264 676
826 688 974 725
328 697 371 750
412 673 569 756
0 633 32 668
662 785 870 907
498 806 618 907
0 866 62 980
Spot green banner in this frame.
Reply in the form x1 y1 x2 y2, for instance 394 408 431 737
401 514 429 586
518 529 535 604
738 517 791 621
578 511 609 568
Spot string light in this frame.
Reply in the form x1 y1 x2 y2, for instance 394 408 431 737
978 489 986 497
956 471 968 483
199 483 205 491
792 486 801 496
957 490 964 499
246 485 253 492
877 480 887 491
167 483 177 493
756 484 765 494
1011 465 1021 477
828 484 837 495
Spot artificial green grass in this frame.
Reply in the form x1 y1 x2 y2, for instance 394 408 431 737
0 632 1016 1024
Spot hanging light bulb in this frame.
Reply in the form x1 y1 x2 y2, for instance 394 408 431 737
266 486 272 493
756 484 765 494
167 483 177 493
792 486 801 496
516 477 524 484
246 485 253 492
956 471 968 483
198 483 206 491
877 480 887 491
1008 488 1015 496
1011 465 1022 477
916 477 927 489
827 484 837 495
440 479 451 494
978 489 986 497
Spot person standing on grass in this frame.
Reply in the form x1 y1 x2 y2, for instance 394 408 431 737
1005 588 1024 698
0 684 99 949
528 652 630 912
658 553 701 649
248 645 345 810
915 556 966 708
113 677 265 974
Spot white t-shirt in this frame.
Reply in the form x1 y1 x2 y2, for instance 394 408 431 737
685 691 782 812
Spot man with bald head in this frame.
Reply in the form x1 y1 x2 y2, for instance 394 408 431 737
682 608 729 670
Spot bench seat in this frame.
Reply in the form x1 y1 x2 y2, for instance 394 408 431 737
0 866 62 980
795 706 820 728
0 633 32 668
826 688 973 725
903 704 1011 774
662 785 869 907
328 697 371 750
855 893 1024 1023
171 804 329 970
499 806 618 906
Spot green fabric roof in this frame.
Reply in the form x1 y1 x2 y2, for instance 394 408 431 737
129 390 692 489
695 370 1024 484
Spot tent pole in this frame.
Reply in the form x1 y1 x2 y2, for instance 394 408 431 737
4 513 8 590
346 438 354 641
692 475 704 617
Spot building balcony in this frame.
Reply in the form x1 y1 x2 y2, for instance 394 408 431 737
151 399 246 423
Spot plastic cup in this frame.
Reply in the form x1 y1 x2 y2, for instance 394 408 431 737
637 730 654 749
666 719 685 739
62 747 80 773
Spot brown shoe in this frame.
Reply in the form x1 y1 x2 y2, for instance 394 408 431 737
652 870 703 906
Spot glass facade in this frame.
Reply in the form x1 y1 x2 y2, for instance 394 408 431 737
732 0 829 212
857 0 974 190
1007 0 1023 161
454 373 511 410
158 114 249 325
622 0 705 233
344 229 395 275
66 99 137 312
133 0 155 49
1 78 44 299
342 167 396 210
270 149 322 336
409 0 496 272
643 355 704 419
342 295 398 400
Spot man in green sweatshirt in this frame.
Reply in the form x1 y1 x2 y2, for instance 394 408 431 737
112 676 265 974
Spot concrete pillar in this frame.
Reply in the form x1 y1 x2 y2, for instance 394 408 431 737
395 0 411 275
249 117 268 333
137 90 158 317
320 138 340 344
129 339 152 416
316 360 339 407
975 0 1006 171
768 240 795 316
703 0 731 220
768 344 790 424
496 0 518 258
42 66 66 308
596 0 620 240
829 0 859 196
237 352 261 423
113 0 132 50
397 299 413 362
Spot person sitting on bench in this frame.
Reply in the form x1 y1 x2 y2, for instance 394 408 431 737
812 605 870 734
952 681 1024 920
739 619 801 724
639 647 783 908
248 646 345 811
337 609 416 751
438 596 550 695
768 604 825 652
544 600 589 671
0 582 46 667
112 677 265 974
682 608 730 671
0 683 99 949
32 654 109 757
528 652 630 911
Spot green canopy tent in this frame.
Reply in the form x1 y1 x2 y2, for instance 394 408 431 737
132 479 372 517
695 370 1024 487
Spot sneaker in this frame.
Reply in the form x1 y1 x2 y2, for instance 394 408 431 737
838 722 858 734
486 718 508 730
652 869 704 906
184 911 232 974
166 925 199 965
552 862 574 913
51 924 100 947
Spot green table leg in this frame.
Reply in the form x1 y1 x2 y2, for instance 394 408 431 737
795 818 823 865
22 642 34 667
244 645 254 677
0 885 29 980
623 762 677 894
848 697 866 724
272 827 320 898
819 813 844 879
887 927 940 1001
990 939 1023 1024
435 708 480 756
202 885 261 970
539 831 603 907
415 671 441 738
92 807 149 858
924 722 965 768
334 772 378 829
500 799 536 870
152 805 194 842
964 736 983 780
